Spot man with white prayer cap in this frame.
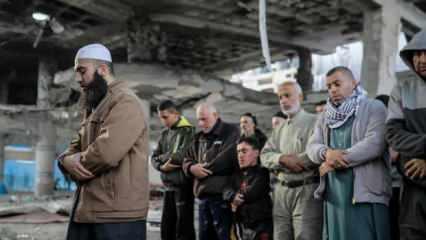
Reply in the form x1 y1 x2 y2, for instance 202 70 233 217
58 43 150 240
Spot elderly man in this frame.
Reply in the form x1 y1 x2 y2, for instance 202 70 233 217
224 137 272 240
183 103 240 240
58 43 149 240
308 66 391 240
261 81 321 240
386 30 426 240
151 100 195 240
240 112 267 148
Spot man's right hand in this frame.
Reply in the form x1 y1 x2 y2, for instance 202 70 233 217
160 158 180 172
231 193 245 212
279 154 305 173
190 163 213 179
61 153 94 181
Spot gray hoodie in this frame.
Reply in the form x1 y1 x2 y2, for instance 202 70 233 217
386 30 426 188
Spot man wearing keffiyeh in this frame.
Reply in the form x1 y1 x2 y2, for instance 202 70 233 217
307 66 391 240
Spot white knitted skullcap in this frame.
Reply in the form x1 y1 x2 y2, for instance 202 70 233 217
75 43 112 63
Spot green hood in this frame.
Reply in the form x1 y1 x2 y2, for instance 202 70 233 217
176 116 193 128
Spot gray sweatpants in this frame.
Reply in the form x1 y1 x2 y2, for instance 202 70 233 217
273 183 323 240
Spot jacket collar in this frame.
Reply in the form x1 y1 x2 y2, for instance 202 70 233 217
286 109 306 124
199 118 223 137
171 116 193 129
209 118 224 136
85 80 127 120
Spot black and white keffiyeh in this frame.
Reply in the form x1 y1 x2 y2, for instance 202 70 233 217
325 86 366 129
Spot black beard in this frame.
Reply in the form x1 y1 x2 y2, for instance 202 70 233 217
84 71 108 111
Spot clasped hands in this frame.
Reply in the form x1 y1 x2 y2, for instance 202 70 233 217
319 149 349 177
278 154 305 173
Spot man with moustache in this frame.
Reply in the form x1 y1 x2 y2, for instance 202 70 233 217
239 112 267 149
260 81 321 240
183 102 240 240
386 30 426 240
307 66 391 240
58 43 149 240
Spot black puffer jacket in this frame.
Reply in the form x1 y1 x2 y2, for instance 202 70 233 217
223 165 272 227
183 119 240 197
151 116 195 187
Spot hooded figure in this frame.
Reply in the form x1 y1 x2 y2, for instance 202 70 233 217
386 30 426 239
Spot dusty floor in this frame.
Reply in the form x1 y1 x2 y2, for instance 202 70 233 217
0 193 162 240
0 223 161 240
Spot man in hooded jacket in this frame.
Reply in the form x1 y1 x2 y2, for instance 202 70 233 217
151 100 196 240
386 29 426 240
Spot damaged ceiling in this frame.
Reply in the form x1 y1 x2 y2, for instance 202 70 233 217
1 0 425 140
2 0 422 71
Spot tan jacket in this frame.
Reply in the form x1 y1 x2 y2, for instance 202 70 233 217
60 81 149 223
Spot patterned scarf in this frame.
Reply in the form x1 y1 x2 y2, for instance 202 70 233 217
325 86 366 129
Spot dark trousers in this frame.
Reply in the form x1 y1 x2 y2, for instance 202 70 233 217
198 196 233 240
161 186 195 240
390 187 400 240
400 180 426 240
66 220 146 240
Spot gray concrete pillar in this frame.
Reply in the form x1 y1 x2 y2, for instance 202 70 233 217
35 118 56 197
361 1 401 97
297 48 314 93
140 99 151 125
0 81 7 104
140 99 151 150
35 59 56 197
0 135 4 183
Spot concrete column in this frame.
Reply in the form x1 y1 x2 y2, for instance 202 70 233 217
297 48 314 93
0 80 7 104
35 59 56 197
0 135 4 182
0 134 6 194
140 98 151 147
361 1 401 97
35 118 56 197
140 99 151 125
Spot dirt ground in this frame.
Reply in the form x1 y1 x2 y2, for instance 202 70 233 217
0 223 161 240
0 193 162 240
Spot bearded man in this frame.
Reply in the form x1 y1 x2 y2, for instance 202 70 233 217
58 43 150 240
308 66 391 240
261 81 322 240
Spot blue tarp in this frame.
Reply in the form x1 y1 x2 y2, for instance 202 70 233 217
3 159 76 192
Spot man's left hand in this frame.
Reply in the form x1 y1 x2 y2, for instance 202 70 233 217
325 149 349 169
61 153 95 181
405 158 426 179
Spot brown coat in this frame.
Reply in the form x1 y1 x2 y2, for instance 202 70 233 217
59 81 149 223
